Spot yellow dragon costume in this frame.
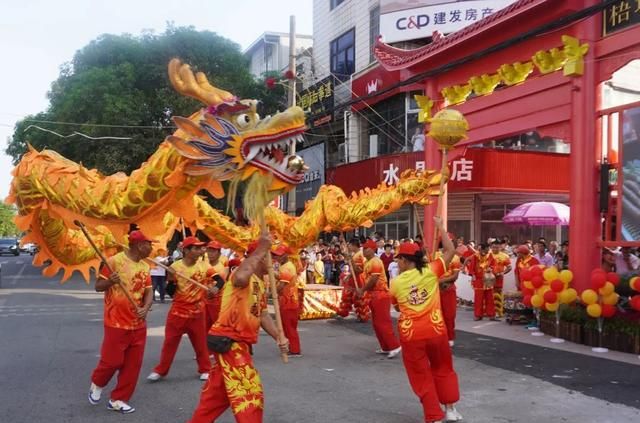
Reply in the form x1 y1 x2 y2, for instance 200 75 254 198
7 59 444 282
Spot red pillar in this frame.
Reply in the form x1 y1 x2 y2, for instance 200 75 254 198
569 5 600 293
423 79 448 255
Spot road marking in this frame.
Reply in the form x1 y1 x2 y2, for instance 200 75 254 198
9 264 27 286
15 260 23 265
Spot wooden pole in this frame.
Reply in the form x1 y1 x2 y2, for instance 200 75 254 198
74 220 138 309
431 149 448 259
258 216 288 364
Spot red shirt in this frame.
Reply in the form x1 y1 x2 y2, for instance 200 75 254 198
363 256 389 292
278 261 299 310
379 252 394 274
466 253 496 289
169 259 209 318
99 252 151 330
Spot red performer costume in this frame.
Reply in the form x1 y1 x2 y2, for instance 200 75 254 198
89 230 154 414
465 244 497 320
148 236 212 381
337 239 371 321
205 241 229 330
361 239 401 357
273 245 302 356
188 236 289 423
390 223 462 423
436 250 462 344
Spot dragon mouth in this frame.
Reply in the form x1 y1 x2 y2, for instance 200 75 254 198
242 129 308 184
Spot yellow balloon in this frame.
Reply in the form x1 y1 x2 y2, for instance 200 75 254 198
543 267 559 281
531 294 544 308
602 292 619 305
559 288 578 304
523 280 534 290
581 289 598 305
559 269 573 284
587 303 602 318
538 285 551 296
630 276 639 291
545 301 559 312
598 281 615 296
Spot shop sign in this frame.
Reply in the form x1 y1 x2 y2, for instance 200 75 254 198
295 143 325 211
351 65 401 103
603 0 640 36
382 158 473 185
299 76 334 121
379 0 516 43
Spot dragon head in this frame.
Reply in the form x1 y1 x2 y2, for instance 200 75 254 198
167 59 308 194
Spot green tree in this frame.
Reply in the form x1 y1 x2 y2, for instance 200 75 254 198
0 203 20 237
6 26 279 175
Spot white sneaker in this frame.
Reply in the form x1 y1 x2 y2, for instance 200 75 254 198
88 382 102 405
387 346 402 359
107 399 135 414
445 406 463 421
449 340 455 347
146 372 162 382
375 348 389 354
199 372 209 381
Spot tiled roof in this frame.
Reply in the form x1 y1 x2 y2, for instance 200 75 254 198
374 0 548 71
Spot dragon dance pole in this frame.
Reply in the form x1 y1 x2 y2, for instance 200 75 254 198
427 109 468 259
74 220 138 309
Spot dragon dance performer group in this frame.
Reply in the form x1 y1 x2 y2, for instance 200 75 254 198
86 215 470 423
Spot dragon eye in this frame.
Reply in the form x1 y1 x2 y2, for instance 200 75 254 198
236 114 251 128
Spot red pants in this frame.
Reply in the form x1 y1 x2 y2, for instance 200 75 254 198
440 288 457 341
337 287 370 321
189 342 263 423
474 288 495 318
91 326 146 401
369 292 400 352
205 298 222 331
281 308 301 354
401 335 460 422
153 313 211 376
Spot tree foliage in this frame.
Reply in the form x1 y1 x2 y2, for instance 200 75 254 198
0 203 19 237
6 26 284 176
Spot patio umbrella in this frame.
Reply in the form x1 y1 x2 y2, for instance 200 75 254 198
502 202 570 226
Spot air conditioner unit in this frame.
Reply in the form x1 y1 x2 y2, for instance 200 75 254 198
338 143 346 163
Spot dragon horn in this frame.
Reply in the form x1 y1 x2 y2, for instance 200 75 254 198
168 58 236 107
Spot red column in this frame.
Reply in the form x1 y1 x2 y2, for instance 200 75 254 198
569 6 600 293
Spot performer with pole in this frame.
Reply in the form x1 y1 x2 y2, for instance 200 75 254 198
390 217 463 423
147 236 214 382
272 245 302 357
337 238 371 322
188 232 289 423
87 230 154 414
205 241 229 331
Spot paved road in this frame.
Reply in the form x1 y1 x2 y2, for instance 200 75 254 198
1 255 639 423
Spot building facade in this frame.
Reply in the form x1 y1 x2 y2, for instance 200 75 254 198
244 31 314 79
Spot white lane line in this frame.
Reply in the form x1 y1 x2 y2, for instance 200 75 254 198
15 261 23 265
9 264 27 286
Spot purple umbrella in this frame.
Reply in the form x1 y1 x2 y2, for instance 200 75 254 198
502 202 570 226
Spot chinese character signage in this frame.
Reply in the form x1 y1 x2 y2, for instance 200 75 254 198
603 0 640 36
299 76 334 126
379 0 516 43
295 144 325 212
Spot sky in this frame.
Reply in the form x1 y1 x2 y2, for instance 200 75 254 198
0 0 313 201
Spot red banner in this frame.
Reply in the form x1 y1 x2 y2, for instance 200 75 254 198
325 148 569 194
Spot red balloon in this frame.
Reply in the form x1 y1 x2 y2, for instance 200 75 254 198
522 287 535 296
601 304 617 318
520 269 532 281
606 272 620 286
531 275 544 288
543 290 558 304
550 279 564 293
523 295 533 307
591 272 606 290
591 268 606 277
631 295 640 311
531 266 543 276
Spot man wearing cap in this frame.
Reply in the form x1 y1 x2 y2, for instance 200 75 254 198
148 236 213 382
88 230 154 414
514 245 540 291
359 239 402 358
490 240 512 318
188 233 289 423
464 243 497 321
337 238 371 322
205 241 229 331
272 245 302 357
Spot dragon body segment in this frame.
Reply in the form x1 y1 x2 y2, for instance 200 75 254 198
7 59 444 282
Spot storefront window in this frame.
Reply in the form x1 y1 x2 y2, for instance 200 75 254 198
470 131 570 154
361 95 406 156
